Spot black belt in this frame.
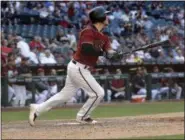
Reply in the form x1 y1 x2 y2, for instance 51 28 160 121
72 60 89 69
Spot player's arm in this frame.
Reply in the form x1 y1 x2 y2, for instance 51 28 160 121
80 29 103 56
81 42 119 58
103 37 123 61
81 43 103 56
106 49 117 59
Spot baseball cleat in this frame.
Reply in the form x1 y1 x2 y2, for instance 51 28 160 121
29 104 38 126
76 117 97 124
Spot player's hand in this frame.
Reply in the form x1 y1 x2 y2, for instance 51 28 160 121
113 50 124 61
105 49 123 62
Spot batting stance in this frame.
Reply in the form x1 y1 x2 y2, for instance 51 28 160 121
29 6 122 125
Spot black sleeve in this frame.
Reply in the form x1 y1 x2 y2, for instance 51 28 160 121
81 43 103 56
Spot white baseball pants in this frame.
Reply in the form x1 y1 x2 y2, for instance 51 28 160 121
36 60 104 119
8 85 15 103
12 84 26 107
159 86 182 100
36 90 49 104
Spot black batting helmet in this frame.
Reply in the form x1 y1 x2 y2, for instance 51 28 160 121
89 6 110 24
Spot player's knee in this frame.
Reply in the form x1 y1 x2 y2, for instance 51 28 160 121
177 86 182 92
97 89 105 99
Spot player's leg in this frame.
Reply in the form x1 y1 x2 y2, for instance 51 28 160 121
137 88 147 95
36 90 49 104
159 87 169 99
107 89 112 103
19 85 26 107
174 84 182 100
29 74 77 126
12 84 21 107
8 85 15 104
75 68 104 123
151 89 159 100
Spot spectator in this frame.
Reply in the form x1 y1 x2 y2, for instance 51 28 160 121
169 81 182 100
34 68 50 103
65 49 74 64
126 54 135 63
158 68 182 100
131 67 147 95
6 53 17 75
39 49 57 64
1 39 13 64
7 42 17 52
55 30 70 45
120 10 130 22
49 38 58 49
39 5 49 18
66 30 77 51
12 57 32 107
47 69 58 98
144 50 153 61
1 39 13 56
134 53 143 63
135 50 145 60
157 49 169 63
150 66 162 100
152 66 161 84
135 16 145 31
2 53 14 76
16 36 31 58
143 15 153 30
8 84 16 106
160 30 169 41
14 53 22 65
149 47 160 59
29 48 39 64
129 6 138 20
75 88 85 103
99 68 112 103
55 54 65 64
50 68 57 75
97 55 107 65
135 32 147 46
5 57 17 106
110 69 125 101
42 37 50 49
67 2 75 21
174 49 184 62
113 6 123 20
29 36 45 50
111 36 121 51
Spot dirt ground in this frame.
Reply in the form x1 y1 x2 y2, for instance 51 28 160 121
2 112 184 139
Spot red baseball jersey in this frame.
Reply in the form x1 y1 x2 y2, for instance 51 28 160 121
73 24 111 67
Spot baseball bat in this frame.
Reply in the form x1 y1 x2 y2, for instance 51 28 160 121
123 39 170 55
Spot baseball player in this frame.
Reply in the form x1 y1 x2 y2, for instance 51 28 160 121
29 6 123 125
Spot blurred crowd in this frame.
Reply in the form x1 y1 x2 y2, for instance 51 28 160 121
1 1 184 70
1 1 184 106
